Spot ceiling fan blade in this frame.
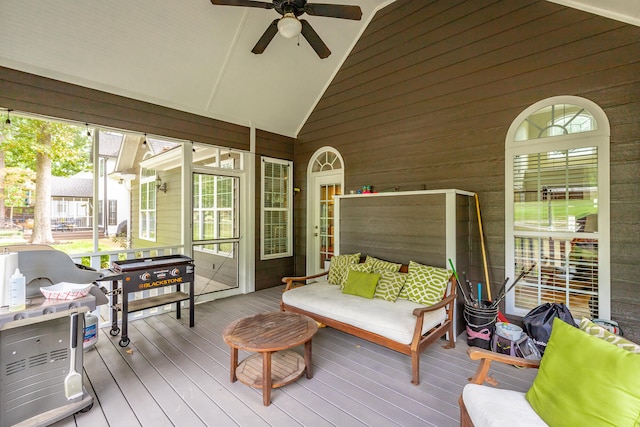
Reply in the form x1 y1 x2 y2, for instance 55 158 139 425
303 3 362 20
252 19 279 54
210 0 274 10
300 20 331 59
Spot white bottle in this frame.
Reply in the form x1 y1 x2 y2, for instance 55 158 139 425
9 268 26 312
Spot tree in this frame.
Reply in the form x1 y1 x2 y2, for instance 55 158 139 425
1 116 90 244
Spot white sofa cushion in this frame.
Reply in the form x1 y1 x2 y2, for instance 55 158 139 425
462 384 547 427
282 280 446 345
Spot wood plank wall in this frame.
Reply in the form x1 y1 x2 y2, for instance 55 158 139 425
254 130 295 290
294 0 640 341
0 67 249 149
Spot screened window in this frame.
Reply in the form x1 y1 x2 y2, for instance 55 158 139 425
261 158 293 259
506 97 610 320
192 173 237 255
139 167 156 241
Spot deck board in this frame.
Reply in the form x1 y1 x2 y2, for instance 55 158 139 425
50 286 536 426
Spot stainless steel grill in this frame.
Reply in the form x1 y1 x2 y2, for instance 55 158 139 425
0 246 107 427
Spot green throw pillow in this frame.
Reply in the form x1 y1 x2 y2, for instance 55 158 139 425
374 270 407 302
579 318 640 353
364 255 402 273
327 253 360 286
526 318 640 427
399 261 451 306
342 271 380 299
344 263 372 289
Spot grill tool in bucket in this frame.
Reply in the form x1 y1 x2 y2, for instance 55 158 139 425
65 312 83 400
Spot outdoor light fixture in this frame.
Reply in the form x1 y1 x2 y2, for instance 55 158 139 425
156 176 167 193
4 109 11 127
277 13 302 39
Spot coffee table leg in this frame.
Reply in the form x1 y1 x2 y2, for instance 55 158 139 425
263 351 272 406
230 347 238 383
304 339 313 378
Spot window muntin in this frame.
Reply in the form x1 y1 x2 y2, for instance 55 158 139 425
311 151 341 172
514 103 597 141
261 158 293 259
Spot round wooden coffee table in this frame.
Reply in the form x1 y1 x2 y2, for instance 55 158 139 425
222 311 318 406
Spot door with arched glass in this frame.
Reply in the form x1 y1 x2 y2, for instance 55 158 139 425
307 148 344 275
505 96 611 320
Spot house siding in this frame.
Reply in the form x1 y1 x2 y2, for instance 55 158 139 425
294 0 640 341
0 66 250 150
254 130 295 291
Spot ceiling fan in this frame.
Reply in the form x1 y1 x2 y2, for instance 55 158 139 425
210 0 362 58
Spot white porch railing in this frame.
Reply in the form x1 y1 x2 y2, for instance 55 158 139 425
70 245 185 328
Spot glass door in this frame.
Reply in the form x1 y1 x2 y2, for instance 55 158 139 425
319 183 340 270
192 172 240 295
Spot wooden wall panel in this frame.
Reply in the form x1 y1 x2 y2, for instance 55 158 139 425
294 0 640 341
0 66 250 150
253 131 295 291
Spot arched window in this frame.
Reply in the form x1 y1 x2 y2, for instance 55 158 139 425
311 149 343 173
505 96 611 320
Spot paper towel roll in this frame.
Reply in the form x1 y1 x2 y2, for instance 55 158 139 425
0 252 19 307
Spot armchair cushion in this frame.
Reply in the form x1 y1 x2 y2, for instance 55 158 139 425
463 384 547 427
526 318 640 427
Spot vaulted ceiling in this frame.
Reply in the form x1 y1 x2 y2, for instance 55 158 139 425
1 0 638 138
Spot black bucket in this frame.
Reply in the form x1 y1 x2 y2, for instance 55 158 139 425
464 301 498 349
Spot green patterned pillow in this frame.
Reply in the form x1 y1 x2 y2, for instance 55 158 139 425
400 261 451 306
374 270 407 302
579 318 640 353
327 253 360 286
364 255 402 273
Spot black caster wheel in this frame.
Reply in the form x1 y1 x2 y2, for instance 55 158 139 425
110 327 120 336
119 337 130 347
80 403 94 413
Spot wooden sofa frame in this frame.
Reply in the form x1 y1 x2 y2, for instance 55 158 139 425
280 265 457 385
459 347 541 427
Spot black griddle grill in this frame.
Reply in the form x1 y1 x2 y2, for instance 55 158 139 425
110 255 194 347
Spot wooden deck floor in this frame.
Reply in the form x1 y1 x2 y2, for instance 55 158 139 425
50 286 537 427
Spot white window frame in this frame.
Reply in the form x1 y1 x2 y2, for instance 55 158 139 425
261 157 293 260
505 96 611 319
139 167 157 241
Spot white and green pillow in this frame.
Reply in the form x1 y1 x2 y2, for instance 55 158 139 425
399 261 451 306
327 253 361 286
374 270 407 302
579 317 640 353
364 255 402 273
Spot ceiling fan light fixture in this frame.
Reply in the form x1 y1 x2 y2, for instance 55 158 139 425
277 13 301 39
